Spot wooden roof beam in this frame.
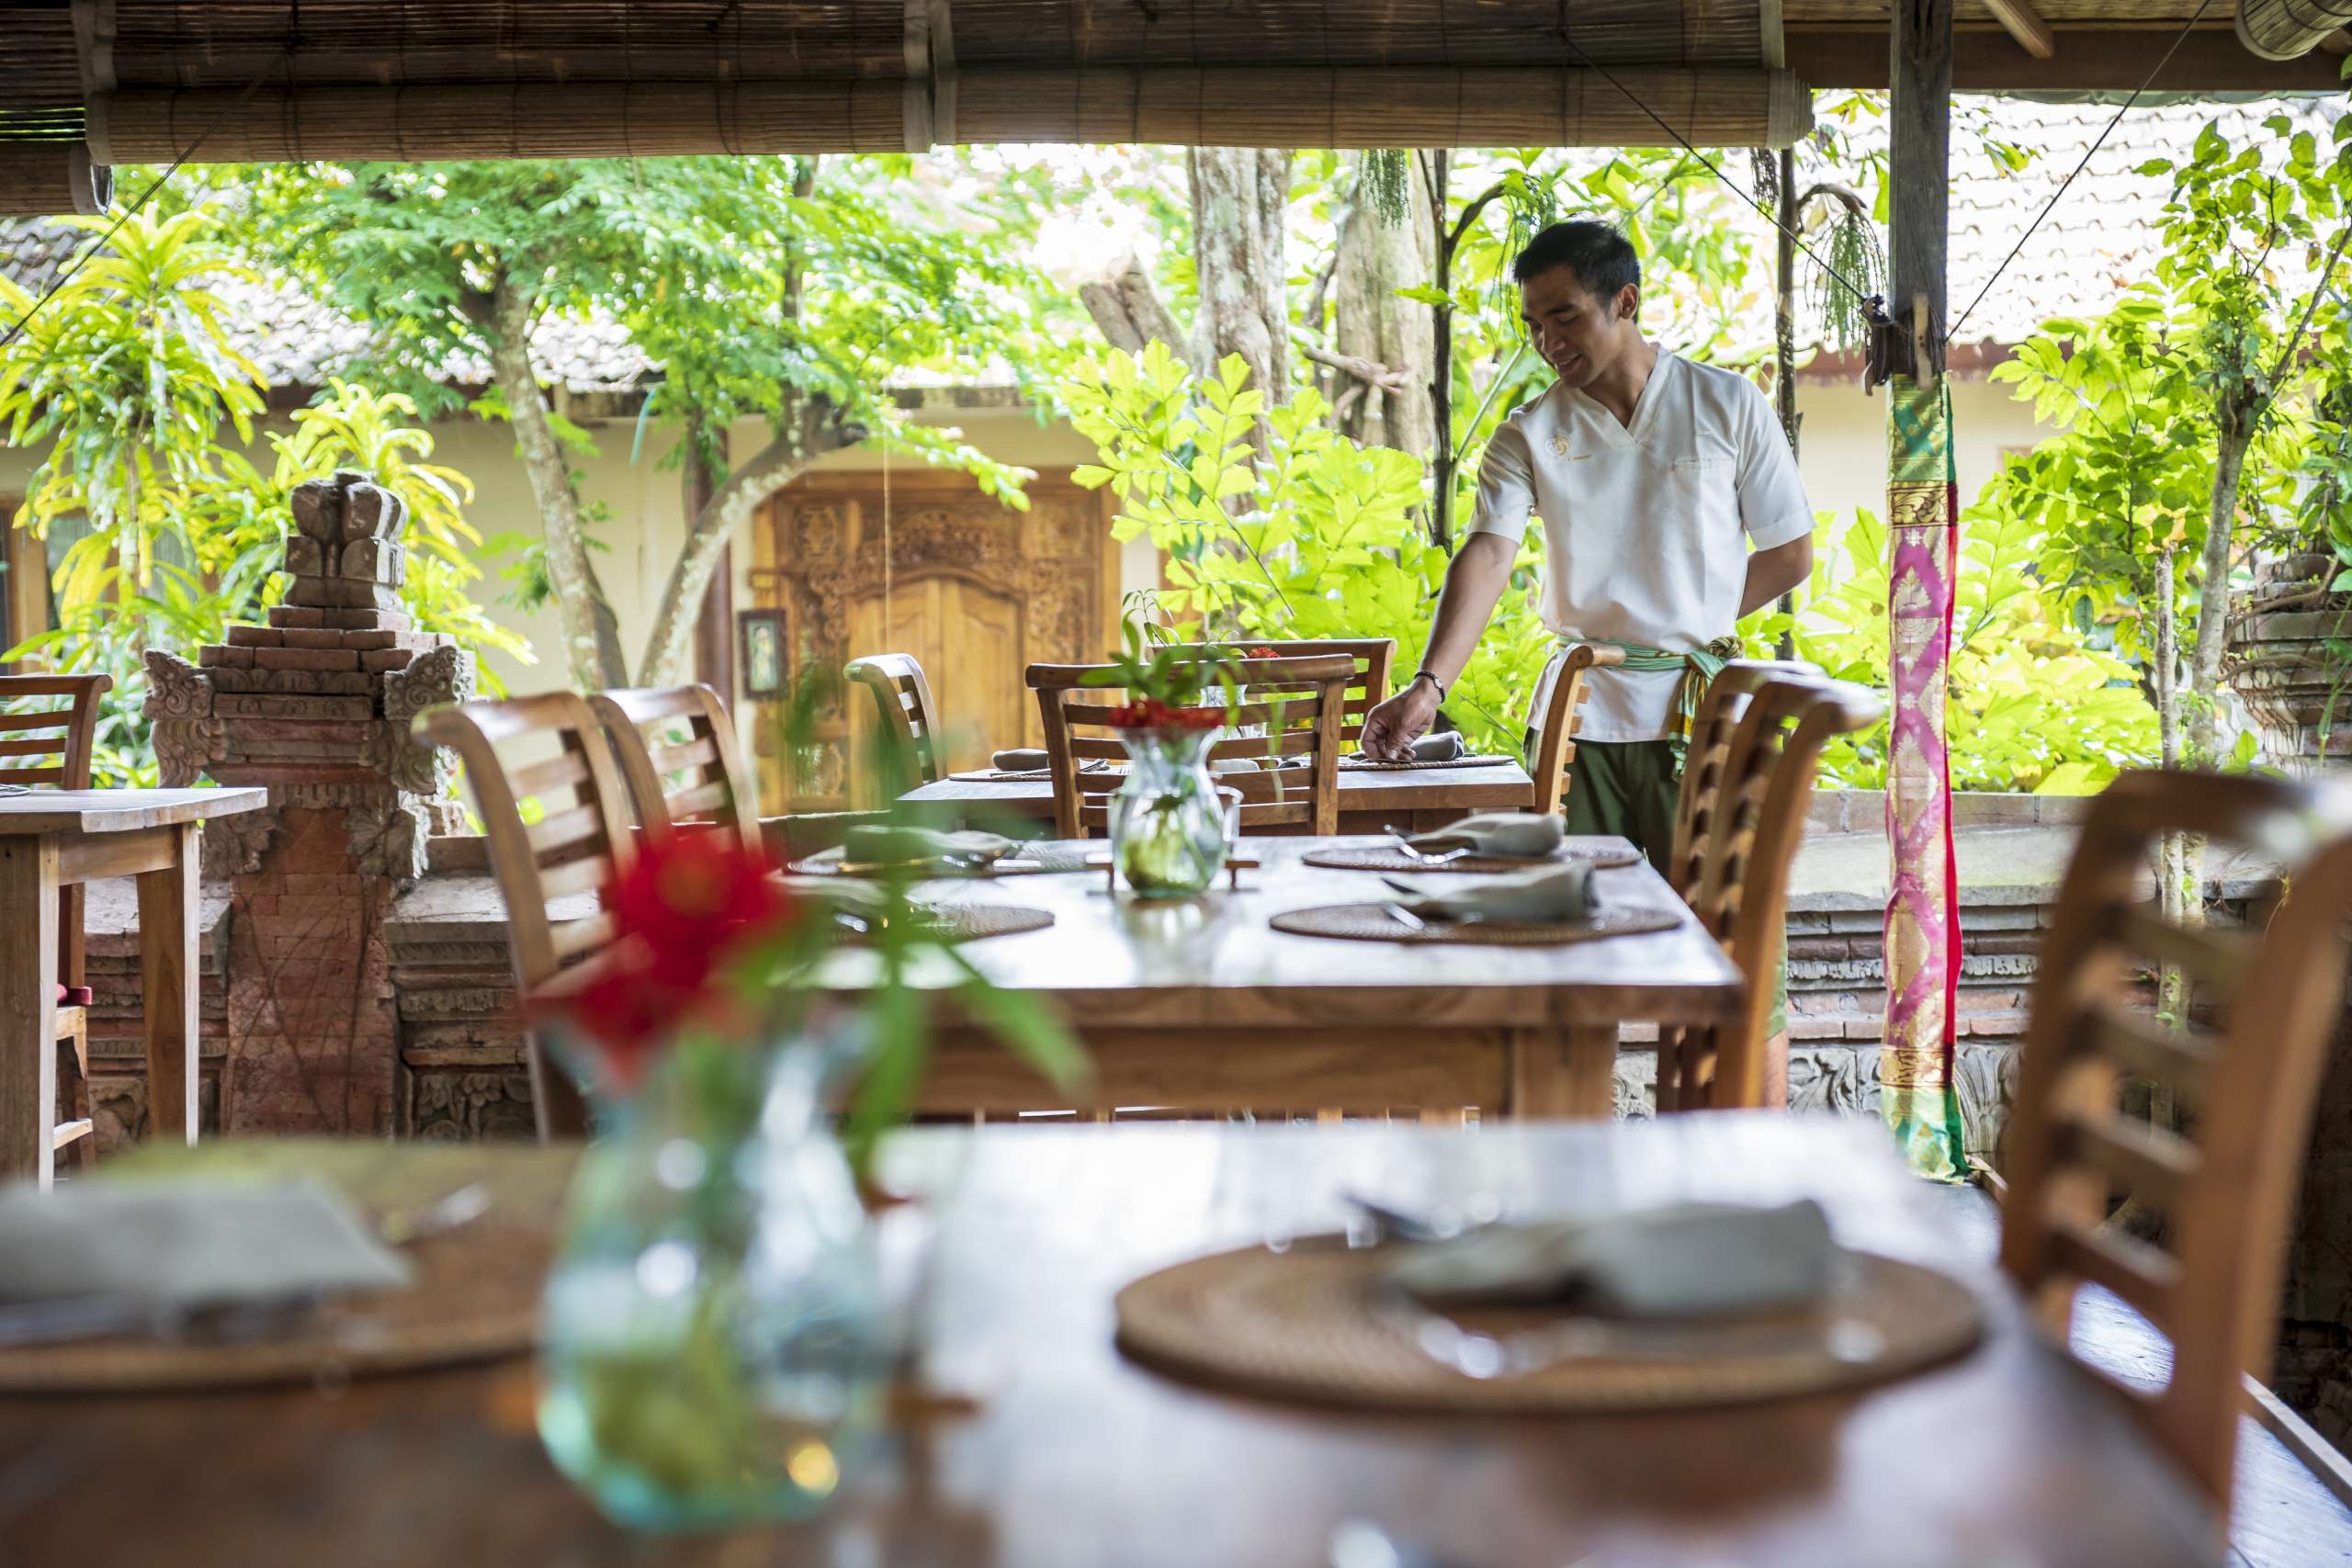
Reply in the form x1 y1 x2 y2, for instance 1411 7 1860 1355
1983 0 2058 59
1787 26 2347 90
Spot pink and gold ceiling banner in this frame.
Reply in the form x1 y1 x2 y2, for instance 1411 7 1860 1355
1881 378 1968 1180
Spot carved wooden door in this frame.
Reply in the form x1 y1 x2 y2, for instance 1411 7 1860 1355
751 470 1121 809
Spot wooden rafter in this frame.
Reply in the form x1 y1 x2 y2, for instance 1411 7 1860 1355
1983 0 2060 57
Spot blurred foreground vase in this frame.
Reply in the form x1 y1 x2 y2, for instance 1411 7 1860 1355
537 1037 888 1531
1109 727 1229 898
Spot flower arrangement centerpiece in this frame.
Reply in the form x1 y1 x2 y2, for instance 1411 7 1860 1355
1085 623 1265 897
528 748 1084 1531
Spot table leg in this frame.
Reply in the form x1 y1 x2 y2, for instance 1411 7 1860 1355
1506 1023 1621 1119
0 837 60 1186
137 822 201 1148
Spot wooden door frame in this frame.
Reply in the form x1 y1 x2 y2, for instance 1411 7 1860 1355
748 468 1123 807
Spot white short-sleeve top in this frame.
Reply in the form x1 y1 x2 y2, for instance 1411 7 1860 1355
1464 351 1814 742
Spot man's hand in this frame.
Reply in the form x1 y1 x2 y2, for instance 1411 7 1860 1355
1359 678 1441 761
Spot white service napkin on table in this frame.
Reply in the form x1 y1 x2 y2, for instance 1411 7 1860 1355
1396 863 1596 924
1384 1200 1836 1318
840 826 1015 865
1408 812 1566 859
0 1182 412 1311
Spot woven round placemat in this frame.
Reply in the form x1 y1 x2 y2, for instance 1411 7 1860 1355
1115 1240 1984 1415
920 904 1056 942
1301 842 1644 874
1270 902 1680 945
791 843 1092 877
0 1217 548 1393
1339 753 1515 772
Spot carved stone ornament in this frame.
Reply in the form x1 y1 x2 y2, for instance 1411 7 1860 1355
201 806 282 879
365 719 458 800
381 644 476 724
346 799 431 882
141 649 216 720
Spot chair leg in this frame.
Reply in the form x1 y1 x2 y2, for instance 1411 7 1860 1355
58 1016 96 1171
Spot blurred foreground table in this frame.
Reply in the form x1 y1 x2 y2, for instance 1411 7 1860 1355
903 758 1535 835
0 1117 2218 1566
0 788 267 1185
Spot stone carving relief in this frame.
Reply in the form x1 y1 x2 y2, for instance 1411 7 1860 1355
346 799 432 884
201 807 281 879
141 650 223 786
381 644 475 724
409 1070 538 1142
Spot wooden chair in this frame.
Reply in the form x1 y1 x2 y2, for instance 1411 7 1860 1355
1159 638 1395 747
1654 671 1883 1112
1664 661 1784 899
844 653 946 794
1026 653 1356 839
1525 642 1625 817
424 694 638 1141
1998 769 2352 1513
587 683 762 853
0 673 109 1170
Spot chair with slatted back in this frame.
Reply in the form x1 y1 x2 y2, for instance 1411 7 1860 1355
1026 653 1356 839
1663 662 1782 899
1654 671 1882 1113
1160 639 1396 749
424 694 638 1141
844 654 946 795
1998 770 2352 1514
588 684 762 854
0 673 110 1170
1524 643 1625 817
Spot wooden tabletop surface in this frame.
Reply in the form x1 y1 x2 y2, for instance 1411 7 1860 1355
0 1117 2219 1567
903 759 1534 820
0 786 270 836
870 835 1744 1030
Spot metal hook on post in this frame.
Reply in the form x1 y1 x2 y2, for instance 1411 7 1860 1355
1911 291 1938 397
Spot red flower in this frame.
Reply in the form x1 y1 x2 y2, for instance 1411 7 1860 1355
561 939 695 1093
1102 697 1224 732
1244 646 1279 660
608 828 792 988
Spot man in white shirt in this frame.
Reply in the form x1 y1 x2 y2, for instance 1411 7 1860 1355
1362 220 1815 871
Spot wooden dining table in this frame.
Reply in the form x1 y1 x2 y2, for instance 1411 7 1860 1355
0 1116 2221 1566
901 757 1535 835
0 786 268 1185
855 834 1740 1120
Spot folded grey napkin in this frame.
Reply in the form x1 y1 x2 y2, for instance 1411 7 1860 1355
1384 1200 1835 1319
1410 731 1467 761
0 1182 413 1311
1397 862 1595 923
841 826 1014 864
1408 812 1566 859
1210 757 1261 774
990 748 1048 772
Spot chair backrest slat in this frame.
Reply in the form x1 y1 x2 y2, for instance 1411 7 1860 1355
1525 643 1624 817
1026 654 1356 838
1157 639 1395 745
1655 670 1881 1112
425 692 639 1140
0 673 109 993
1998 768 2352 1510
844 653 946 791
588 684 763 855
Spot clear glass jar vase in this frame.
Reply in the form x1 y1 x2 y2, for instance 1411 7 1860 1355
537 1034 888 1532
1108 726 1231 898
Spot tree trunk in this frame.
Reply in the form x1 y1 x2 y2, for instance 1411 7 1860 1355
1773 144 1802 660
1080 253 1199 368
1427 151 1457 548
486 275 626 690
636 400 850 687
2188 407 2253 767
1188 148 1292 417
2152 544 2203 1029
1332 152 1435 457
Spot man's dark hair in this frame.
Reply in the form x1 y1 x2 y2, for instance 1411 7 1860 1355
1511 220 1640 301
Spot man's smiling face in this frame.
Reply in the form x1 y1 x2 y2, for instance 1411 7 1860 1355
1519 265 1639 392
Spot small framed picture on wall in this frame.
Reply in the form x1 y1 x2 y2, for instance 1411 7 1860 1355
738 608 789 699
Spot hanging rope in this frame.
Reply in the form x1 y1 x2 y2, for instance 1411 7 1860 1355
1943 0 2218 346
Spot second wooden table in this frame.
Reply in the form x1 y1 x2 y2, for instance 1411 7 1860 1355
901 759 1535 836
857 834 1742 1119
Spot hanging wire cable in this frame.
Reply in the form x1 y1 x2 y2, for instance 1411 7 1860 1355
0 43 300 352
1943 0 2217 346
1544 27 1879 314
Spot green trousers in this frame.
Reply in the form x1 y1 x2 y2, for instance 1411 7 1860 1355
1562 739 1787 1039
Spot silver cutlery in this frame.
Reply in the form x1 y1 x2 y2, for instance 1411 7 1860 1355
375 1181 492 1247
1383 824 1471 864
1383 902 1428 932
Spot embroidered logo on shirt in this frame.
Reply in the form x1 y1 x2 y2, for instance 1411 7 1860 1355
1546 434 1589 459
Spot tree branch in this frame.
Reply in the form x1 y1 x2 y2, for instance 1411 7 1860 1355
1079 253 1198 369
1300 342 1414 394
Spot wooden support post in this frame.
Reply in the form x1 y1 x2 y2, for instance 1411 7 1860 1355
1889 0 1952 370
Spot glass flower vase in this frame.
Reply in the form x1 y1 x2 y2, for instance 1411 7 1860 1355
537 1034 888 1532
1108 726 1230 898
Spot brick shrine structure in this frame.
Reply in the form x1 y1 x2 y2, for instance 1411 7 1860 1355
140 469 473 1136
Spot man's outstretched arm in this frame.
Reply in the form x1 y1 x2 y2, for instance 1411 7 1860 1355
1359 531 1520 760
1738 535 1812 618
